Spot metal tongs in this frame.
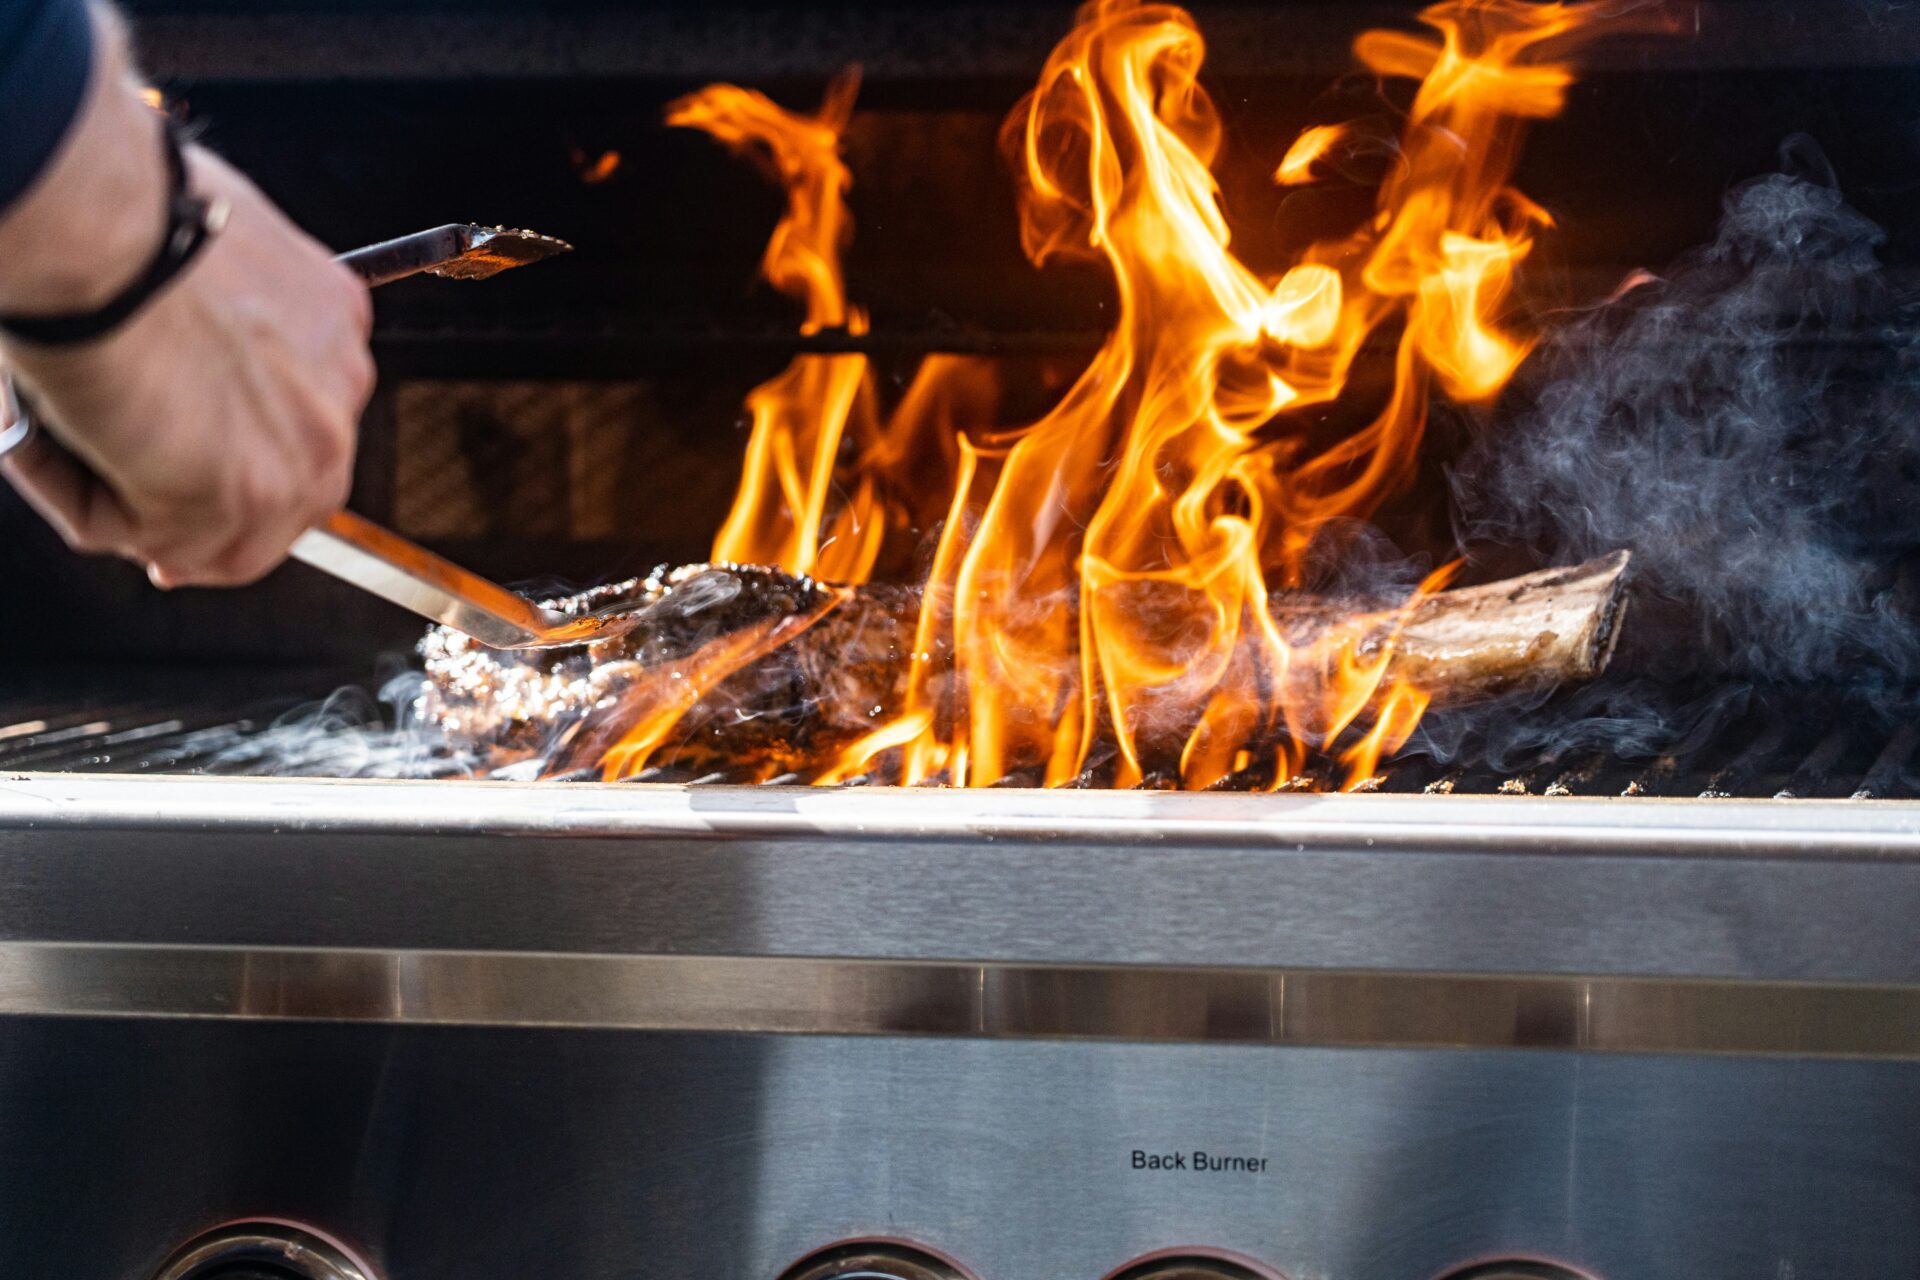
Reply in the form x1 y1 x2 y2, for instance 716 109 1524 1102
0 224 635 651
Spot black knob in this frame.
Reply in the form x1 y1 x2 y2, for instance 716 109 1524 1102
778 1242 968 1280
1108 1259 1272 1280
1439 1266 1588 1280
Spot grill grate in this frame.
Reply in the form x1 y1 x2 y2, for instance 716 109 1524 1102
7 677 1916 798
0 668 371 778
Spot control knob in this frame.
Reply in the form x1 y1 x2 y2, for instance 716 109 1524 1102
780 1242 969 1280
1108 1257 1274 1280
151 1223 374 1280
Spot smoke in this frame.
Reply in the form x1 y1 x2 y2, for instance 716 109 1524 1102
1456 143 1920 694
154 569 764 781
163 670 463 779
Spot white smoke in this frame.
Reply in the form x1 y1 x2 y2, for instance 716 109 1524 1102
1457 145 1920 689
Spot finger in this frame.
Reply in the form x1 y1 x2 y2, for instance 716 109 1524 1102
116 474 284 589
141 450 330 589
139 490 290 588
0 423 240 581
154 496 312 588
0 430 139 556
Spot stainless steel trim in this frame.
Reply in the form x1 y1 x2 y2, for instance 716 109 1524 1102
6 943 1919 1059
8 775 1920 984
6 772 1920 856
152 1223 373 1280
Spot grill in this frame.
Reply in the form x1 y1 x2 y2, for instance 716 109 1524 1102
10 2 1920 1279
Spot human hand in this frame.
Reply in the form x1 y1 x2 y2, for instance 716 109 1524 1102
0 5 374 588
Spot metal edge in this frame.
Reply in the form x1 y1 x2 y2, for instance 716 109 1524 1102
5 773 1920 860
152 1223 373 1280
4 943 1918 1059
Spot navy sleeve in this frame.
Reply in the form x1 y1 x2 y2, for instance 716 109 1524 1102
0 0 95 217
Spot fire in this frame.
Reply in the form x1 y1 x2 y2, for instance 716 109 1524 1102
666 72 880 582
605 0 1638 787
1274 125 1349 186
572 147 623 184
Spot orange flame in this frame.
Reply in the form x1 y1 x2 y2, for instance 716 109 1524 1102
1274 124 1348 186
667 72 880 581
667 72 985 588
609 0 1640 787
598 595 842 782
572 148 623 184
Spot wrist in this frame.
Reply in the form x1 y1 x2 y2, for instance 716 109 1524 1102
0 5 167 316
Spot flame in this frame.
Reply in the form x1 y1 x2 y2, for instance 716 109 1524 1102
604 0 1639 787
1274 124 1348 185
572 148 623 184
598 597 841 782
667 72 881 581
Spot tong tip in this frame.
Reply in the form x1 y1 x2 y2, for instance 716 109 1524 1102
426 226 574 280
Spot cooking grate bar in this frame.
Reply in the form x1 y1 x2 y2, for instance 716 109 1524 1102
1853 724 1920 800
1777 727 1854 799
1699 720 1790 799
10 683 1919 798
2 710 276 774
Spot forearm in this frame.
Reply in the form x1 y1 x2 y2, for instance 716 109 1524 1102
0 1 166 316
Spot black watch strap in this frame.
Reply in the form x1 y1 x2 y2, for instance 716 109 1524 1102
0 118 226 347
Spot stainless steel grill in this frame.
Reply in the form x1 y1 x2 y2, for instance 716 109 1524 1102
15 4 1920 1278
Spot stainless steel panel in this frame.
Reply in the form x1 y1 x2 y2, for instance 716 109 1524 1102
0 1021 1912 1279
0 776 1913 1276
1 943 1918 1059
1 776 1919 982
